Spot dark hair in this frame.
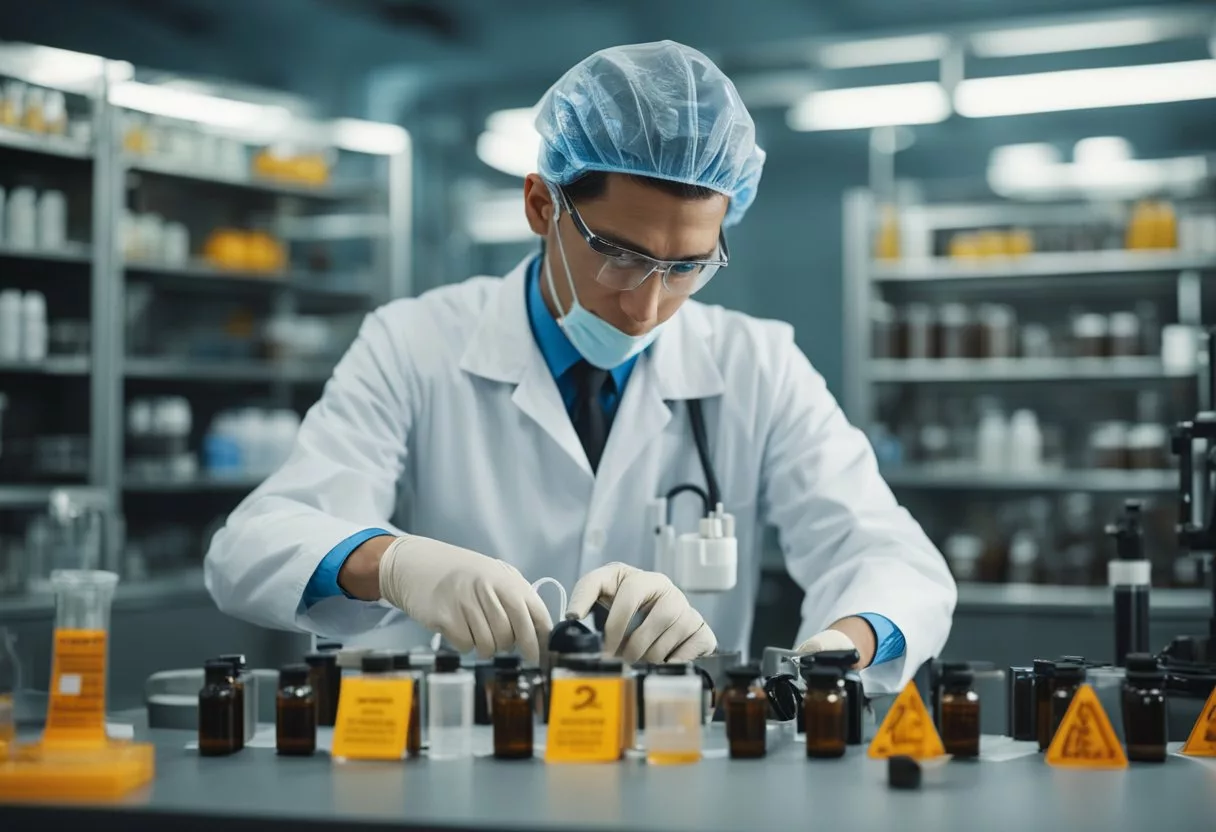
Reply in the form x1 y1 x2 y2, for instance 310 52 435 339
562 170 719 203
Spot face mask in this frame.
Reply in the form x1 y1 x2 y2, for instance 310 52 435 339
544 210 664 370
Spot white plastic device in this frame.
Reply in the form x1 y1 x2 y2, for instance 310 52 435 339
651 497 738 593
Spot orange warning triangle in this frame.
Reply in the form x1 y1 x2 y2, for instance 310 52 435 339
1180 683 1216 757
868 682 945 760
1045 683 1128 769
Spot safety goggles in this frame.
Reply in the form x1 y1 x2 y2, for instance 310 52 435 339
556 185 729 296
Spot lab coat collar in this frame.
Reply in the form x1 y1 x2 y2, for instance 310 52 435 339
646 299 726 402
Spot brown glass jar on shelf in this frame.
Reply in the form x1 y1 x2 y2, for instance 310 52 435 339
276 664 316 756
804 666 847 759
722 665 767 759
1072 313 1108 358
937 303 975 359
903 304 936 360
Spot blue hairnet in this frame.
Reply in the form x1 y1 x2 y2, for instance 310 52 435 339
535 40 765 228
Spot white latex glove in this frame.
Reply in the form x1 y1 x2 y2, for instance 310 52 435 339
795 629 857 657
378 535 552 663
566 562 717 663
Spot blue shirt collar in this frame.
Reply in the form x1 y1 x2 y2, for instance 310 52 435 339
525 254 638 389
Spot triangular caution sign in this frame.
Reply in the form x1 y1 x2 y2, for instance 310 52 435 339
1045 684 1128 769
1180 683 1216 757
868 682 945 760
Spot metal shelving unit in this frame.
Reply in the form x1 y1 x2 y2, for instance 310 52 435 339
123 357 335 383
122 473 266 493
868 357 1185 383
127 155 380 201
0 242 93 264
871 251 1216 283
124 260 375 303
0 484 108 508
880 467 1178 493
0 357 91 376
0 124 92 159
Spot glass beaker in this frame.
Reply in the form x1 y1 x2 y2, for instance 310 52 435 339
27 491 104 593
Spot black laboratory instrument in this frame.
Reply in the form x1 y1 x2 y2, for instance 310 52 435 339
1106 500 1151 666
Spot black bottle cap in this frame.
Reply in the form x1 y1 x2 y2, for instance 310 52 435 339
434 650 462 673
217 653 247 671
596 658 624 674
316 642 343 652
1057 655 1086 666
941 668 974 687
1125 653 1158 673
1053 662 1086 683
204 659 234 684
652 662 690 676
493 654 521 670
304 652 337 668
726 664 761 687
888 755 922 790
1033 659 1056 676
280 664 310 686
805 666 844 690
361 654 393 674
799 649 861 671
549 620 602 654
389 652 412 671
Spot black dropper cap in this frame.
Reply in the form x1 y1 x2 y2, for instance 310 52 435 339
800 649 861 671
217 653 247 671
304 652 337 668
652 663 690 676
1106 500 1145 561
1054 662 1086 683
1032 659 1056 677
204 659 234 684
280 664 310 686
434 650 461 673
361 654 392 674
805 666 844 690
493 654 521 670
549 619 603 654
726 664 760 687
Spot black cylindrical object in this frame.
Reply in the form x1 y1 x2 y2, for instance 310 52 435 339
1106 500 1151 666
1007 666 1035 740
799 651 864 745
1122 653 1167 762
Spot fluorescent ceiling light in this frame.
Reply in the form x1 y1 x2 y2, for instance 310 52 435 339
331 118 408 155
989 155 1207 199
817 34 948 69
971 17 1193 58
956 60 1216 118
0 45 131 93
477 107 540 178
1073 136 1133 167
110 81 294 134
787 81 950 131
485 107 536 135
465 189 533 244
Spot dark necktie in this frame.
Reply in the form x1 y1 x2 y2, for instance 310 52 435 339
569 360 614 472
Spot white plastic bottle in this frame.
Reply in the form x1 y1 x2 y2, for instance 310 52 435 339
1007 410 1043 475
0 290 21 362
976 409 1008 473
1007 531 1040 584
37 190 66 250
427 650 473 760
6 187 37 250
21 291 46 362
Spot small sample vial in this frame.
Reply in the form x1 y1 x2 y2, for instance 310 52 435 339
305 652 340 727
390 653 422 758
722 664 767 759
276 664 316 756
939 668 980 758
198 659 239 757
1121 653 1167 762
492 656 533 760
1033 659 1056 751
428 650 473 760
804 666 847 759
644 663 702 765
1049 662 1087 741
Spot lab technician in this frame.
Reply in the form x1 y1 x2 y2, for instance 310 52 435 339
205 40 955 693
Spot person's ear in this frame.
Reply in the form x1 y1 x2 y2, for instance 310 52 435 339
523 174 556 236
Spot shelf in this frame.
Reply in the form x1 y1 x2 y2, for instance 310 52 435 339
123 473 265 493
870 251 1216 282
0 242 92 264
124 260 374 302
127 156 375 200
0 484 104 509
0 356 89 376
0 125 92 160
881 466 1178 493
868 357 1187 383
124 356 334 383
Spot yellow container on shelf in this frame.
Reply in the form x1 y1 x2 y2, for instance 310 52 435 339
1007 228 1034 256
1155 201 1178 249
293 154 330 186
1126 201 1150 249
246 231 287 273
949 232 980 259
203 228 250 271
874 204 900 261
977 230 1006 258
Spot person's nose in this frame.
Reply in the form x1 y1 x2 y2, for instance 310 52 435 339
619 271 663 325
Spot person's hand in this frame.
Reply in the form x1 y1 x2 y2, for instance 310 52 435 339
794 617 876 668
377 536 552 663
566 562 717 663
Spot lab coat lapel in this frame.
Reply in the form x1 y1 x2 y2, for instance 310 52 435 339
595 304 726 498
459 258 592 477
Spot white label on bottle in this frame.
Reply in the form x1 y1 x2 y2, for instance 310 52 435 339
58 673 82 695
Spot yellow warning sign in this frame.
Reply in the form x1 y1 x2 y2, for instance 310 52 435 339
1180 683 1216 757
1045 684 1128 769
868 682 945 760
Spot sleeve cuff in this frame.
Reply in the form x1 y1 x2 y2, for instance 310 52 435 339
302 528 394 608
856 612 906 666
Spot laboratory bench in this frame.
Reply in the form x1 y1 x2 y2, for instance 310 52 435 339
3 721 1214 832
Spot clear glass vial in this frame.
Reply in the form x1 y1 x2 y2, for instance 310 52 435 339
644 663 702 765
276 664 316 756
722 664 767 759
198 659 239 757
492 656 533 760
428 650 473 760
939 668 980 758
1121 653 1167 762
804 666 847 759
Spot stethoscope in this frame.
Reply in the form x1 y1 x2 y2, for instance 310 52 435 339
665 398 722 521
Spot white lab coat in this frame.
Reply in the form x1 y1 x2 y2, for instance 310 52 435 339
204 257 956 693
